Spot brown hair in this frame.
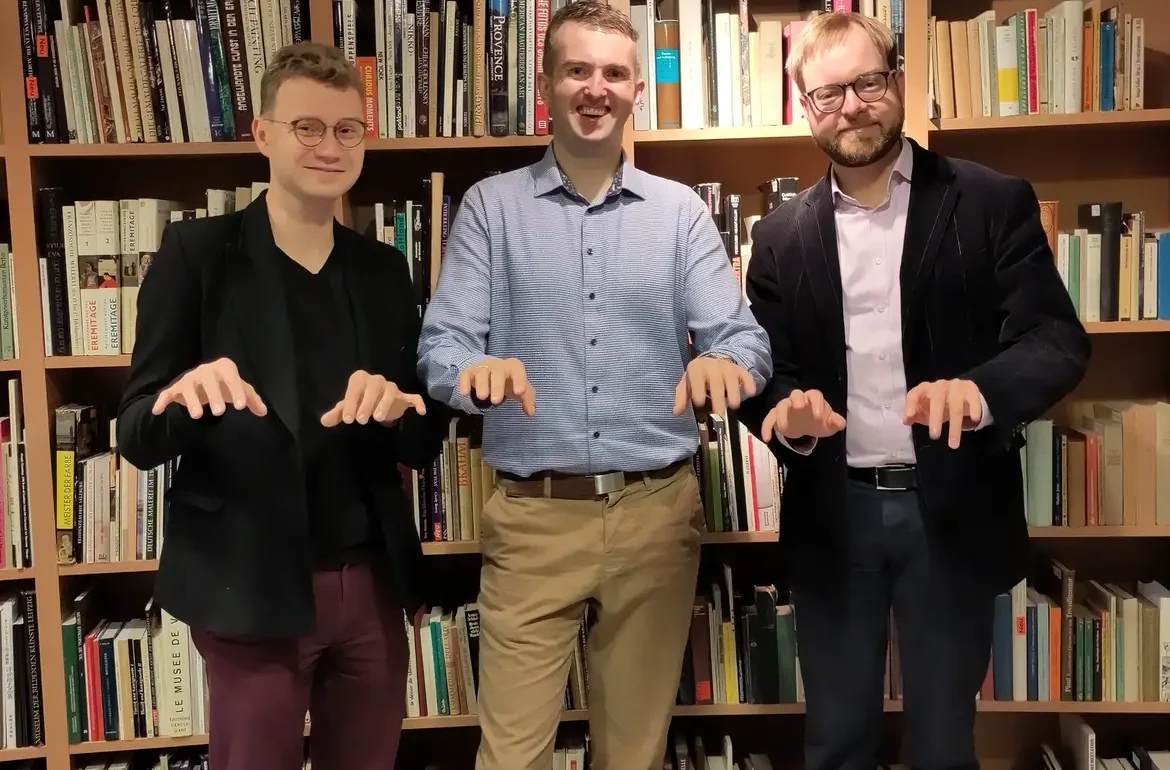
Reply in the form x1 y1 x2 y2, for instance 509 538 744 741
259 41 363 115
785 11 898 92
542 0 639 77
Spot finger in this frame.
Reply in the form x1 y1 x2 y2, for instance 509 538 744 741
152 388 176 415
947 386 965 448
520 388 536 416
199 371 228 416
320 401 344 427
965 384 983 426
761 408 777 443
805 390 825 420
181 379 204 419
355 382 383 423
688 366 709 409
927 383 946 440
904 384 924 424
217 367 250 411
737 368 757 398
243 381 268 416
489 367 507 405
457 366 473 396
829 411 847 431
341 378 366 423
673 377 689 416
723 370 744 411
505 360 530 397
472 366 492 401
404 393 426 415
789 389 806 411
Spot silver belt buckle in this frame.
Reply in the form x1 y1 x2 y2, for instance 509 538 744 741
593 471 625 495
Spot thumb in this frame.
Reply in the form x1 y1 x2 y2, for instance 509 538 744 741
406 393 426 415
321 402 343 427
673 377 688 416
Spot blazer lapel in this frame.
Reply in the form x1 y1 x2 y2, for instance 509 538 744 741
899 140 958 345
801 176 847 380
227 193 300 438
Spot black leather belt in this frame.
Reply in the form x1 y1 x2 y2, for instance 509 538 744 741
847 464 918 490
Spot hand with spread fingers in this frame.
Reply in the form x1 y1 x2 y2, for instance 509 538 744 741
151 357 267 420
320 370 426 427
903 378 984 449
760 388 846 444
673 354 758 417
458 356 536 416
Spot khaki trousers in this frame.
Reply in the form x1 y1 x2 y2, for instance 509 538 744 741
473 462 704 770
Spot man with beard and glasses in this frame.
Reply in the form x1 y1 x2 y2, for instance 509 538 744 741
417 2 772 769
738 11 1089 770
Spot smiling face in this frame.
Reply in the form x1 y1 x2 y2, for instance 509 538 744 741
537 17 643 155
797 22 904 168
254 74 366 203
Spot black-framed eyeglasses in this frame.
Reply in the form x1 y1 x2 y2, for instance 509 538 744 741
805 70 898 113
267 117 368 148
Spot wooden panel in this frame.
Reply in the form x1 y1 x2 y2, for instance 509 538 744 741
634 135 829 223
929 123 1170 230
931 0 1170 110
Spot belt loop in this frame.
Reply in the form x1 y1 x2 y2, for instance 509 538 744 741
543 475 552 498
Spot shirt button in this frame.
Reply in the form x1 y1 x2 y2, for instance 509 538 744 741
590 338 597 346
875 258 883 265
587 248 594 255
593 431 600 439
884 401 891 409
879 353 887 361
589 292 595 300
591 386 598 393
877 305 886 313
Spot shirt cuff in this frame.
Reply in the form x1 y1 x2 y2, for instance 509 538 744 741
966 393 993 431
777 434 816 455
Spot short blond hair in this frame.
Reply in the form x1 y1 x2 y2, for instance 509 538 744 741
785 12 898 93
543 0 639 76
259 41 363 115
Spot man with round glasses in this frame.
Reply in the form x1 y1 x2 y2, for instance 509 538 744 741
117 40 445 770
739 11 1089 770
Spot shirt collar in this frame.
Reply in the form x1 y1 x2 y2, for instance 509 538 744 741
830 136 913 209
531 143 645 202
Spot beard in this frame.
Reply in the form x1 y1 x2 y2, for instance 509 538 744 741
816 109 904 168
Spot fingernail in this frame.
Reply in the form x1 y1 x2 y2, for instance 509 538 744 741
374 411 386 421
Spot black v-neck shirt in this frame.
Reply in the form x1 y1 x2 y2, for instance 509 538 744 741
277 249 377 567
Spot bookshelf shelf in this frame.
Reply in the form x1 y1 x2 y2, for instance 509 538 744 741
58 560 160 576
1029 526 1170 538
69 734 214 755
0 358 20 372
1083 321 1170 334
931 107 1170 134
0 745 48 761
632 125 811 144
44 355 131 369
0 567 33 582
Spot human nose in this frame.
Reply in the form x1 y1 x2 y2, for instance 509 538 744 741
839 85 865 118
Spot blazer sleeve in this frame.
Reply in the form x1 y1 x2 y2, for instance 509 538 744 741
116 223 212 470
964 177 1091 450
737 217 815 462
375 247 449 470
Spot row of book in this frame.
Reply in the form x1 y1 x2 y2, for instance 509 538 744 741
80 753 211 770
928 1 1147 122
36 183 270 360
1023 400 1170 530
991 563 1170 703
633 0 903 133
19 0 307 145
0 588 43 750
1041 201 1170 324
63 586 209 743
0 379 32 572
0 246 19 363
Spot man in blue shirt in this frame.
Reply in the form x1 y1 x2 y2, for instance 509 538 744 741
416 2 771 768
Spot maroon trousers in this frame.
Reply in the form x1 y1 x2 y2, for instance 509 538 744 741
191 561 409 770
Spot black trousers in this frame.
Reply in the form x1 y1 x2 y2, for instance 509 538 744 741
791 479 995 770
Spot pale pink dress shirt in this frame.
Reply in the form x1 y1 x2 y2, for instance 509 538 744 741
781 138 990 466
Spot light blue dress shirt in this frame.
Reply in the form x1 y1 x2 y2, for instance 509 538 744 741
416 145 773 477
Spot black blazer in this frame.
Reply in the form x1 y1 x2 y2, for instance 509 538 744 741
116 192 447 637
739 139 1091 596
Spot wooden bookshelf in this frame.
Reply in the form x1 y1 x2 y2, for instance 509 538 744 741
0 0 1168 767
